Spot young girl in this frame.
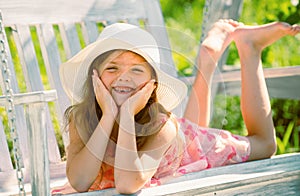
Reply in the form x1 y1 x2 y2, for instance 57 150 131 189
54 20 300 194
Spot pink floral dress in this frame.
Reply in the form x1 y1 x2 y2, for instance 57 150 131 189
52 116 250 194
88 116 250 190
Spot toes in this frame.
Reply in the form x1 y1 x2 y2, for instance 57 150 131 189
287 24 300 36
291 24 300 31
218 19 243 27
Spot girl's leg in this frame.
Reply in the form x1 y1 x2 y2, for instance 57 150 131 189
233 22 300 160
184 19 242 126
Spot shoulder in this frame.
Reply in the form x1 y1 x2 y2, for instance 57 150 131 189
158 117 178 141
141 117 178 152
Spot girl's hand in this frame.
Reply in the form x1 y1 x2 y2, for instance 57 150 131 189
121 80 156 115
92 69 118 118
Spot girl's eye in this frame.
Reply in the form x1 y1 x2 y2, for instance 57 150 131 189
105 66 118 72
132 66 145 73
132 68 143 73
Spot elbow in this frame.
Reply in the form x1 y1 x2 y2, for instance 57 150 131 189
115 173 146 194
260 137 277 159
248 135 277 161
265 139 277 158
68 178 90 193
116 186 139 195
115 181 142 195
66 170 90 193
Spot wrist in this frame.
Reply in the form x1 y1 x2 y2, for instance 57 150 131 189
119 107 135 135
102 110 118 120
120 104 135 116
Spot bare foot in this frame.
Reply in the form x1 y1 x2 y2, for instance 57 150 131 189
234 22 300 51
201 19 243 63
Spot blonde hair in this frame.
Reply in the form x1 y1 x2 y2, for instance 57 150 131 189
64 49 173 149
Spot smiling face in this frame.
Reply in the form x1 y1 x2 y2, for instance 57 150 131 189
98 50 153 106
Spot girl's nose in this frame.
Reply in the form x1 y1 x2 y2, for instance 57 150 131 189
117 70 131 81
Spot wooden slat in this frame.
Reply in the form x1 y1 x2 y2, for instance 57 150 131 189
0 11 14 175
200 0 243 43
26 102 51 195
215 65 300 82
0 163 66 195
13 24 61 163
0 170 22 191
222 75 300 100
0 0 146 26
13 25 44 90
37 23 71 148
37 23 70 111
217 66 300 99
182 66 300 100
1 25 28 170
142 0 177 78
0 118 13 171
82 21 99 43
0 90 57 106
59 23 82 59
0 26 20 94
81 21 99 45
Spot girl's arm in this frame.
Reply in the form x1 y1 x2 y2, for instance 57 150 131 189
66 70 118 192
66 113 115 192
114 81 177 194
114 109 177 194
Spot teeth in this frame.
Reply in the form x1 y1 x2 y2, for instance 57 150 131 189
114 87 133 93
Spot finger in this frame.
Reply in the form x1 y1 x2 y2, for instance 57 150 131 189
92 71 106 103
139 80 156 100
93 69 99 77
92 71 106 92
144 80 156 94
92 74 98 92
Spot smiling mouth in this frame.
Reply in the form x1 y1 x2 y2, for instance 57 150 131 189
113 87 135 94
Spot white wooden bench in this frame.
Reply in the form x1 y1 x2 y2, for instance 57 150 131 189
66 153 300 195
0 0 299 195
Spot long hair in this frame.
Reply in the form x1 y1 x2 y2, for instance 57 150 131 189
64 49 172 149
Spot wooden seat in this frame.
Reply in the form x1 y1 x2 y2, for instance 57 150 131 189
0 0 299 195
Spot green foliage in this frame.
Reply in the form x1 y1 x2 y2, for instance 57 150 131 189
276 122 295 154
210 95 247 136
160 0 204 73
160 0 204 33
241 0 300 24
4 28 27 93
272 99 300 154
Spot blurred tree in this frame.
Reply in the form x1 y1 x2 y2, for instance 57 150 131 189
241 0 300 24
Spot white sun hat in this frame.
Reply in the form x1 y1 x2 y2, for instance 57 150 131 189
59 23 187 111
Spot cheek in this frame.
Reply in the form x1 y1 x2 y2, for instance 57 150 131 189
134 77 149 86
139 73 152 82
100 74 113 89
